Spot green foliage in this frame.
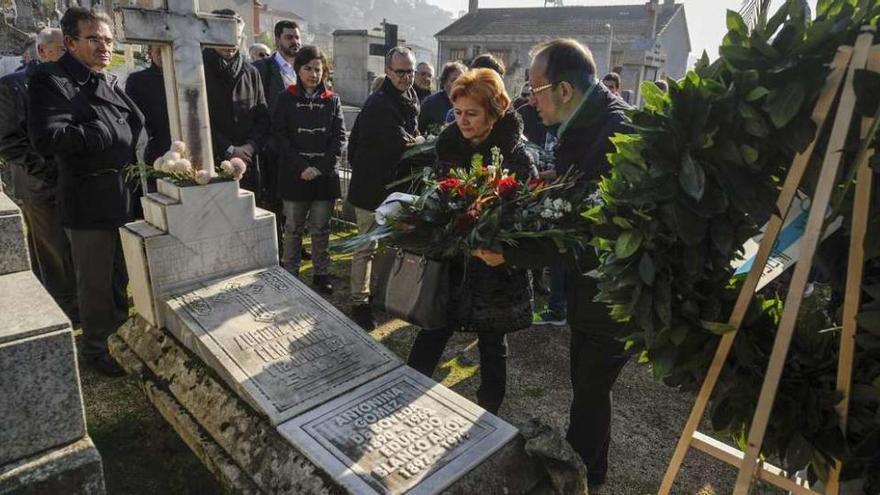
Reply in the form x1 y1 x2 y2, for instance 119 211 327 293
591 0 880 484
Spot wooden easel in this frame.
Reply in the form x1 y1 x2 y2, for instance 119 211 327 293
659 28 879 495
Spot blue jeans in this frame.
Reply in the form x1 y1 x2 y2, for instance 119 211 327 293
281 200 332 276
548 262 567 316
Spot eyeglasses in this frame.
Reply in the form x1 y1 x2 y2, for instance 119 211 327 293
417 71 433 78
255 52 269 59
75 35 114 48
529 82 558 97
392 69 415 78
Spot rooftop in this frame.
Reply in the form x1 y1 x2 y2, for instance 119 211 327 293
436 3 682 38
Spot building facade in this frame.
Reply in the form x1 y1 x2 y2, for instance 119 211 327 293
435 0 690 106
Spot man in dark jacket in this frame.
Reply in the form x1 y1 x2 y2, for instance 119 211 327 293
413 61 433 102
346 46 420 330
418 61 465 135
28 7 146 377
253 20 301 111
0 27 78 321
125 45 169 166
204 9 270 199
473 39 632 489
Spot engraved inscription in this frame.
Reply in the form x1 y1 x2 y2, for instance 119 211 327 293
212 282 276 322
150 227 276 289
180 292 212 316
303 377 495 493
256 270 292 292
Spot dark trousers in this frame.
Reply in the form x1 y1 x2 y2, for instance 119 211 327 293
65 228 129 358
21 199 79 320
567 329 629 483
407 328 508 414
548 262 567 316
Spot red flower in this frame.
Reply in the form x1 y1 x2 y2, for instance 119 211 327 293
496 176 519 198
438 178 462 192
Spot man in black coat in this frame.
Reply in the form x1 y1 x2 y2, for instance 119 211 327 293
473 39 632 489
204 9 270 199
418 61 465 135
28 7 146 377
253 20 301 110
413 61 433 102
346 46 420 330
0 27 78 321
125 45 169 166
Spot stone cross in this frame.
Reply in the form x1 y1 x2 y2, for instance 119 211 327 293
115 1 240 176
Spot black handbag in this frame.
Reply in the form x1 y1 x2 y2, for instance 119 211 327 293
371 248 449 330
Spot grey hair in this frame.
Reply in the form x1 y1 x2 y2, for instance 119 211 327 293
37 28 62 48
385 46 414 68
417 61 434 71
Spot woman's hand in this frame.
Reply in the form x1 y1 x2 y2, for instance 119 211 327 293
300 167 321 181
472 248 505 267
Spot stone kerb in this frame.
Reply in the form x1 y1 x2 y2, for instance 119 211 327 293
120 179 278 327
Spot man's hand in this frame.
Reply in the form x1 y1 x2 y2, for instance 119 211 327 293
539 169 557 181
472 248 505 267
300 166 321 181
231 146 253 163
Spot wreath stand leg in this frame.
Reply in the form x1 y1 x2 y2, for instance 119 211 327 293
659 29 876 495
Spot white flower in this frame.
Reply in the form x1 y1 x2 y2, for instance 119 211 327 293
194 170 211 185
412 135 426 145
171 141 186 154
175 159 192 173
219 160 234 175
541 209 554 219
152 157 165 172
163 151 181 162
487 165 497 177
502 168 510 177
552 198 563 209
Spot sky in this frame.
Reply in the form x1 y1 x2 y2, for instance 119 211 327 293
426 0 819 61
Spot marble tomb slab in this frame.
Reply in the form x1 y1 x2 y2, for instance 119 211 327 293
162 266 401 425
278 367 519 495
0 192 30 276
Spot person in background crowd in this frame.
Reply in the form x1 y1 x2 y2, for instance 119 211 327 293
472 39 633 489
28 7 146 377
444 53 505 123
413 61 434 102
125 45 169 166
408 68 537 415
0 27 78 322
602 72 621 96
249 42 271 61
254 20 303 261
346 46 420 331
513 80 546 148
272 46 346 295
16 37 37 72
253 20 302 110
204 9 270 200
369 74 386 94
654 79 669 93
418 61 464 135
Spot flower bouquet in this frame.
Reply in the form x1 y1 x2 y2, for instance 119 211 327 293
124 141 247 187
344 146 593 259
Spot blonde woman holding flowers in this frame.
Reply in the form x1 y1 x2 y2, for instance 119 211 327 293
406 68 537 414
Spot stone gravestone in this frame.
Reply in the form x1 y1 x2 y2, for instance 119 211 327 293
0 190 105 494
111 4 578 494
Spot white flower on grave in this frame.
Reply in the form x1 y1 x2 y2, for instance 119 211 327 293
175 159 192 173
164 151 181 163
229 157 247 180
219 160 234 175
171 141 186 154
194 170 211 185
152 156 165 172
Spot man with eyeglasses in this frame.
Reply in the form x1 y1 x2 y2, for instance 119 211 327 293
346 46 420 331
472 38 632 489
28 7 146 377
413 62 434 102
0 27 79 324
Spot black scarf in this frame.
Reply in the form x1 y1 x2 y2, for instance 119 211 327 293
203 48 243 82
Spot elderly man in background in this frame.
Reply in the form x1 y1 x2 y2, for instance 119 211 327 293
0 27 78 323
413 61 434 102
28 7 146 377
417 60 464 135
346 46 420 331
249 43 271 61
